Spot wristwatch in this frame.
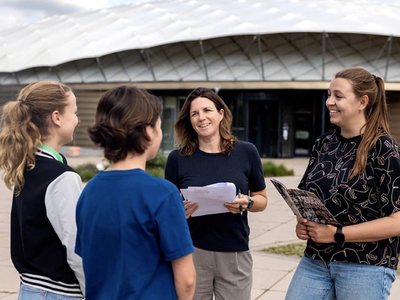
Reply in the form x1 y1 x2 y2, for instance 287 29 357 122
334 225 345 247
247 196 254 209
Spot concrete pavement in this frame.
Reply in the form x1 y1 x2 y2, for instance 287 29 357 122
0 155 399 299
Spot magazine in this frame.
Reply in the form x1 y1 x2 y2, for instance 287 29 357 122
270 178 340 226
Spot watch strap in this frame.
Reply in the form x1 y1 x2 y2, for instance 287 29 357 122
334 225 345 247
247 196 254 209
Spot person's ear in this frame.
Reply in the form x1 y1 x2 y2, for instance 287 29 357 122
51 110 61 127
219 108 224 121
144 124 154 141
360 95 369 110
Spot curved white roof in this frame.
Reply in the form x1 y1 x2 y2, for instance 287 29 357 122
1 0 400 73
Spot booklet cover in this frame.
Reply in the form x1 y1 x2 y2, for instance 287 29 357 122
270 178 340 226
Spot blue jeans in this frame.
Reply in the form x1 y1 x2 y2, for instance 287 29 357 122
285 256 397 300
18 283 82 300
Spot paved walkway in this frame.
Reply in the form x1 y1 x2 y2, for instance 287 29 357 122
0 156 399 299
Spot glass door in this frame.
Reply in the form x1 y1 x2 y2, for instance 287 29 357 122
294 112 312 156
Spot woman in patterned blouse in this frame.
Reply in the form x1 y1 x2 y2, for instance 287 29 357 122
286 67 400 300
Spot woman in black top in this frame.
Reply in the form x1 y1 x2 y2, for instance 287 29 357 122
165 87 268 300
285 67 400 300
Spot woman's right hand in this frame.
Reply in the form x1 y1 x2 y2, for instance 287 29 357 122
184 200 198 219
296 217 310 240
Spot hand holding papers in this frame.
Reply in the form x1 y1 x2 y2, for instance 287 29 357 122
180 182 236 217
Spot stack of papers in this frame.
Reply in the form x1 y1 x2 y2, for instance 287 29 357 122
180 182 236 217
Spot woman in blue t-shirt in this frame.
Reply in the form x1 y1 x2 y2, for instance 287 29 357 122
286 67 400 300
165 87 268 300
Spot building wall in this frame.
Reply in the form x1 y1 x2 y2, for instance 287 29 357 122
1 85 400 158
0 86 20 106
72 89 105 148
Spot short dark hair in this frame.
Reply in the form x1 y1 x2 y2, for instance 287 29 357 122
89 86 162 162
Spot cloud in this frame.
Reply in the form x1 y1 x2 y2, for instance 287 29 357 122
0 0 116 30
2 0 80 16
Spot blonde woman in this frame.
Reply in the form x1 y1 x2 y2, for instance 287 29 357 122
0 82 85 299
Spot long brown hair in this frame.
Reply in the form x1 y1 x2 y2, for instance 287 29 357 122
0 81 72 193
174 87 236 156
335 67 393 178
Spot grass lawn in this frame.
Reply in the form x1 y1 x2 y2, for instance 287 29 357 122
262 242 306 258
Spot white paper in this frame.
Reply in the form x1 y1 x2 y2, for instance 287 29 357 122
180 182 237 217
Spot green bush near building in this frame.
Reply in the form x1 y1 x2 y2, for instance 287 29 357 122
72 152 167 182
262 161 294 177
73 155 295 181
73 163 101 182
145 152 167 178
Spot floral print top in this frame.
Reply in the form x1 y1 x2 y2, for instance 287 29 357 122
299 128 400 269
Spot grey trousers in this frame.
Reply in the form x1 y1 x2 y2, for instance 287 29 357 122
192 247 253 300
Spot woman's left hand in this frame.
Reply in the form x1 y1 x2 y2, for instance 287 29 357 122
305 221 336 243
224 196 249 214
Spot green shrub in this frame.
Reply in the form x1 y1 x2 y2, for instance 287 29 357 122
73 163 100 182
146 152 167 169
74 156 295 181
262 161 294 177
146 152 167 178
72 153 167 182
146 167 165 178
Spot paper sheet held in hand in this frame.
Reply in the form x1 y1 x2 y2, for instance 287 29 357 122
180 182 236 217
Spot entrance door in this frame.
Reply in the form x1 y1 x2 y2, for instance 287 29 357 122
248 100 279 157
294 112 312 156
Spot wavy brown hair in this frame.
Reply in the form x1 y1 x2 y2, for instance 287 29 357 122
334 67 393 179
88 86 162 162
0 81 72 193
174 87 236 156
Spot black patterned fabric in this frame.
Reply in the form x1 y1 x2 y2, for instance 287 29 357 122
299 128 400 269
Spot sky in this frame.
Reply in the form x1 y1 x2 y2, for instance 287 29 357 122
0 0 146 31
0 0 399 32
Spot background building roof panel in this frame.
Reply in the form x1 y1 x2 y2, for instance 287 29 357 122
1 0 400 72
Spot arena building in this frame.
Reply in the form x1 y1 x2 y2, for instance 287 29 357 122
1 0 400 157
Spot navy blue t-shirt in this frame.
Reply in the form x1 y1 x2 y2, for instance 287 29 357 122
165 140 266 252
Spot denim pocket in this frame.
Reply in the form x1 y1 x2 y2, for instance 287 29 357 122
18 283 46 300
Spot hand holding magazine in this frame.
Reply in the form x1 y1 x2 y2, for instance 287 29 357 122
270 178 339 226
